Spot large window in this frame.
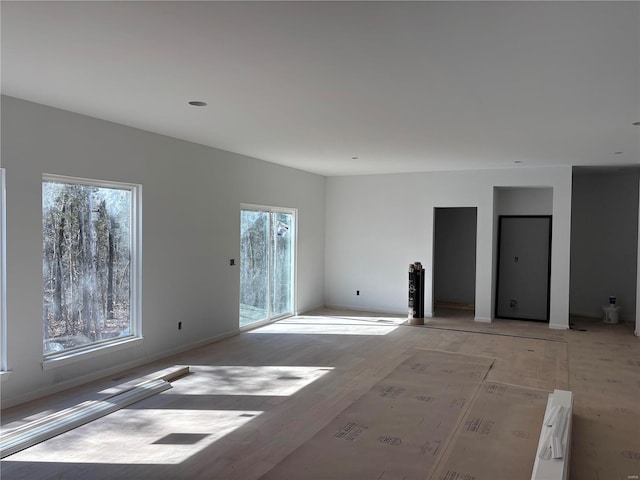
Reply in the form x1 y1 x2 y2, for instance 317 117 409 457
42 175 140 356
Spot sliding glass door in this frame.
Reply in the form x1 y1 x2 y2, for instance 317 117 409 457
240 207 295 327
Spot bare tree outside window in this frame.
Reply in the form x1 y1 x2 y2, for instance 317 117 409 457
42 178 135 354
240 208 294 327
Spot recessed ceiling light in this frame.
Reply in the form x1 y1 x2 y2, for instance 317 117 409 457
351 156 359 160
514 160 523 164
188 101 208 107
614 151 623 155
633 121 640 126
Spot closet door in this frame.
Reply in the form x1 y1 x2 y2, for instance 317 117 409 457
495 216 551 321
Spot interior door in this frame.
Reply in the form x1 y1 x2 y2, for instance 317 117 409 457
495 216 551 321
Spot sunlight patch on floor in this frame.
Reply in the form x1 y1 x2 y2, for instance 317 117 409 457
3 365 332 465
169 365 333 396
6 409 262 465
289 315 406 325
249 315 404 335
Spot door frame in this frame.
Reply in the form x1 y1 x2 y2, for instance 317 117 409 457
239 204 297 329
494 215 552 322
432 206 478 312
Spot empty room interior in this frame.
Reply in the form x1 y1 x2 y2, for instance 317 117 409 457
1 2 639 480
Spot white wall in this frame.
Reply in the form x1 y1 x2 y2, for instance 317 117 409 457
1 96 326 407
570 171 639 322
433 208 477 305
495 187 553 216
325 168 572 329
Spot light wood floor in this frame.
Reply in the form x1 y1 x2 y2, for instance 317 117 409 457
1 308 638 480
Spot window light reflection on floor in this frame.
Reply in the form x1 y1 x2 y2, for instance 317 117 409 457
248 315 405 336
6 408 263 465
6 365 333 465
164 365 333 396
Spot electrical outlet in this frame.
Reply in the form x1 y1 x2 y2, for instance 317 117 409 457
230 259 235 266
357 290 360 296
178 321 182 330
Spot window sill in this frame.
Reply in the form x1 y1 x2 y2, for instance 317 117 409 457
1 370 12 382
42 336 143 371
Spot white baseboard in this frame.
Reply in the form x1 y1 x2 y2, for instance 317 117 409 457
296 303 325 316
474 316 492 323
324 303 407 316
569 310 600 319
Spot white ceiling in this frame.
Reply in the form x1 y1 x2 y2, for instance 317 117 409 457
2 1 639 176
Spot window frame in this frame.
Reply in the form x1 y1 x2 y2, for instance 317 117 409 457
1 168 6 374
41 174 142 368
239 203 297 330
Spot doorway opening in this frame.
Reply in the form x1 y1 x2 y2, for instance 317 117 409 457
433 207 477 315
495 215 551 322
240 206 296 327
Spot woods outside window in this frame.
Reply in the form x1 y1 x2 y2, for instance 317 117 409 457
42 175 141 358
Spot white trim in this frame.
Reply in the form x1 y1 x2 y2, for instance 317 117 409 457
41 174 142 360
296 304 325 316
0 168 6 372
292 210 298 318
549 323 570 330
42 337 143 371
240 203 296 215
42 173 140 192
324 304 407 316
132 182 143 343
239 313 293 332
531 389 573 480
